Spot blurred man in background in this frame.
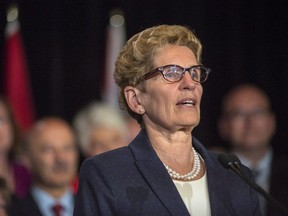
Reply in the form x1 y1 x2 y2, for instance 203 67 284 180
10 117 78 216
218 83 288 216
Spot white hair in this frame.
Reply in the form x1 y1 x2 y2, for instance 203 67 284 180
73 101 128 154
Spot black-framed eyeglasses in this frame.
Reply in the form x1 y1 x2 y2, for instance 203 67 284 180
143 64 211 83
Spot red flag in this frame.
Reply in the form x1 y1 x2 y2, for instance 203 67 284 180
4 6 35 131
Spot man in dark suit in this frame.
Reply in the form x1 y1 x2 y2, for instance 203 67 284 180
218 83 288 216
10 117 78 216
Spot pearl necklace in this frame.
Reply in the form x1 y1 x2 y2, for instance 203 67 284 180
164 147 201 181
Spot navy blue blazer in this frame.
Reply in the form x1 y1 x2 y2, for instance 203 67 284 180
266 153 288 216
74 130 262 216
9 192 44 216
9 190 76 216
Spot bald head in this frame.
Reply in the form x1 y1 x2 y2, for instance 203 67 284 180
27 117 75 145
26 117 78 196
221 84 271 116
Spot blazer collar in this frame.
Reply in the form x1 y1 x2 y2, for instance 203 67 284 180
129 129 190 216
129 130 233 215
192 137 236 215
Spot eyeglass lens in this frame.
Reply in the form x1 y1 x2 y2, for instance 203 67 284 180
162 65 208 83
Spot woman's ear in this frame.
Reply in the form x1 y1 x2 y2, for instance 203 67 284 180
124 86 145 115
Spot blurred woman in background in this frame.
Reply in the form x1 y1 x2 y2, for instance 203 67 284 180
0 95 32 198
0 177 11 216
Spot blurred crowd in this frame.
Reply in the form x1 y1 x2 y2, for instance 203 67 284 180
0 83 287 216
0 96 140 216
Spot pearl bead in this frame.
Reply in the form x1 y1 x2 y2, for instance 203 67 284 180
164 147 201 181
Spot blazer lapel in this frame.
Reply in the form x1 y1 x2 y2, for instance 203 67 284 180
129 130 190 216
193 137 235 215
206 164 233 215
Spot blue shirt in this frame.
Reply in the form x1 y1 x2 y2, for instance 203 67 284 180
31 186 74 216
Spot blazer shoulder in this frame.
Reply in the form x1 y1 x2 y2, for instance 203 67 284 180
85 146 132 163
79 146 134 176
9 192 43 216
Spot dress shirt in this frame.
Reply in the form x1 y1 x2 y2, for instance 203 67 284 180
173 172 211 216
31 186 74 216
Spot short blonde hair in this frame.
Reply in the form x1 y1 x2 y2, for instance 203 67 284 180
114 24 203 125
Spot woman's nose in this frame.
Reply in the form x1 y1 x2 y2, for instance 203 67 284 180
180 71 197 90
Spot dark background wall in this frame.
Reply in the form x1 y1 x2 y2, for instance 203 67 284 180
1 0 288 153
